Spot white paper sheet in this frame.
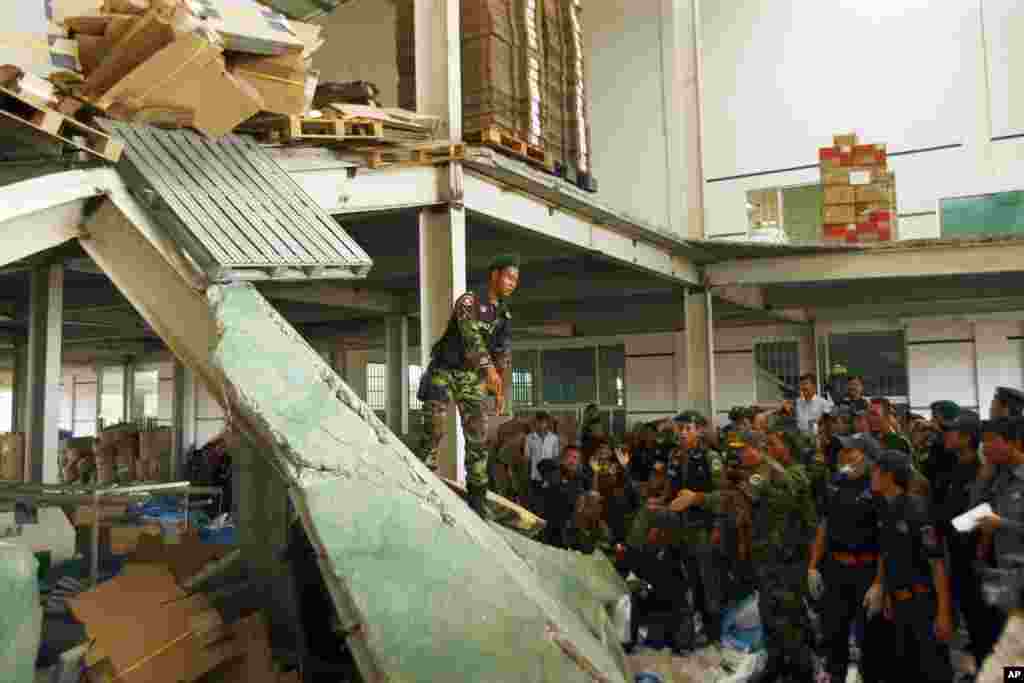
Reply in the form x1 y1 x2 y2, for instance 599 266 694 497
953 503 994 533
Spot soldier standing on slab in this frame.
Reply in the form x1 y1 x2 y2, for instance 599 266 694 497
415 253 519 517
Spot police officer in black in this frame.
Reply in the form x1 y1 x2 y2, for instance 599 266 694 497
990 386 1024 419
931 410 1003 669
808 433 888 683
669 410 723 644
869 448 954 682
622 509 695 653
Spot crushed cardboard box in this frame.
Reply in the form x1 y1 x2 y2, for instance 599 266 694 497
130 527 234 585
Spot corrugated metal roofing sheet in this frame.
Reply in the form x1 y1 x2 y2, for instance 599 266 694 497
101 121 372 281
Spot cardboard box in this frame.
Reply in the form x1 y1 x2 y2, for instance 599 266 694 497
833 133 857 147
97 31 264 137
84 10 179 98
0 433 25 481
854 183 893 203
77 34 110 75
109 524 162 554
823 185 856 205
852 143 886 167
130 529 234 585
821 168 850 185
72 505 129 526
823 204 856 224
848 169 874 186
187 0 305 56
823 223 852 243
70 566 239 683
228 49 307 115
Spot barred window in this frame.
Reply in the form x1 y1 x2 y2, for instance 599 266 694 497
409 365 423 410
367 363 386 411
754 341 800 403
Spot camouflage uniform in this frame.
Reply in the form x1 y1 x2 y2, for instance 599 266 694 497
707 452 823 682
416 290 512 502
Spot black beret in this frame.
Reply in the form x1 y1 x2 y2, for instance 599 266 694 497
872 448 912 474
996 387 1024 407
489 253 520 271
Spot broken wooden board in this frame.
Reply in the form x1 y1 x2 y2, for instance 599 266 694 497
206 283 631 683
440 476 545 538
237 114 383 144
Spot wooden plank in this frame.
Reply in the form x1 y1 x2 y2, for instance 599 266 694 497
465 125 553 172
0 86 123 162
361 143 466 169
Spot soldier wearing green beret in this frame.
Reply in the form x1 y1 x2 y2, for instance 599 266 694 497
415 253 520 517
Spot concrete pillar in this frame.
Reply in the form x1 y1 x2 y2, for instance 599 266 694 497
122 359 135 424
684 288 714 418
415 0 466 481
24 264 63 483
12 340 27 433
385 316 410 435
94 363 104 432
680 0 706 239
419 213 466 481
172 358 196 477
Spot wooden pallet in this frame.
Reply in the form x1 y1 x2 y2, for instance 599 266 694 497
361 143 466 169
0 85 123 162
239 115 384 144
465 125 553 172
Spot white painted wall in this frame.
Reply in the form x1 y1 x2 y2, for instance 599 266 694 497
311 0 399 107
700 0 1024 240
584 0 671 231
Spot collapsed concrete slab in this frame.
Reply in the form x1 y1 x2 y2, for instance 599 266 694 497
207 283 631 682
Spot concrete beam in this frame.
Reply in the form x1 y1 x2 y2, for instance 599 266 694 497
684 289 714 418
711 285 810 325
706 239 1024 287
259 282 410 315
462 172 701 285
0 170 106 268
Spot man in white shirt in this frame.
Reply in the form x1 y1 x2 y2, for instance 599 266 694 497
795 373 832 435
526 412 560 488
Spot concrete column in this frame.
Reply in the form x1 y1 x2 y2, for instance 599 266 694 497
94 363 104 432
122 359 135 424
12 340 27 433
680 0 706 239
385 316 410 435
172 358 196 477
684 288 714 418
419 212 466 481
415 0 465 481
24 264 64 483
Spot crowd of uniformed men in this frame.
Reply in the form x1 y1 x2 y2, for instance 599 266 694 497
413 256 1023 682
486 381 1024 683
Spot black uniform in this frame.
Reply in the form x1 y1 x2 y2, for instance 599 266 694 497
819 472 884 682
669 446 723 642
877 494 953 682
623 543 694 652
933 458 1002 664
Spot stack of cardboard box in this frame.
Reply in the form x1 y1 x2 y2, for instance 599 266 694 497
820 132 896 243
396 0 595 189
0 432 25 481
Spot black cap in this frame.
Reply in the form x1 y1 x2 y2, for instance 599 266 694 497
872 448 912 475
836 433 882 461
930 400 961 424
996 387 1024 411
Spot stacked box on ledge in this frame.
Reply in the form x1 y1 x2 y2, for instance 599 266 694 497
820 132 895 243
394 0 596 191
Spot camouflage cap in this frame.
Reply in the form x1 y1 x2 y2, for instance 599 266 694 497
930 400 961 424
673 410 706 425
489 253 520 271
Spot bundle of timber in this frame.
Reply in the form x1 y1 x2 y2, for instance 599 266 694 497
313 80 380 108
820 132 897 244
42 0 324 138
395 0 596 190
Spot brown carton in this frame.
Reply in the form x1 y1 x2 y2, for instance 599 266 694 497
228 49 308 116
97 31 264 137
833 133 857 147
823 185 855 205
84 10 179 98
820 168 850 185
77 34 111 75
854 183 893 203
822 204 856 224
0 433 25 481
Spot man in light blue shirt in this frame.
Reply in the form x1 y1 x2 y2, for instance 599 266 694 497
795 373 832 436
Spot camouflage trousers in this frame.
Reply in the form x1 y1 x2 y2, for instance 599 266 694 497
756 562 816 681
417 367 489 492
